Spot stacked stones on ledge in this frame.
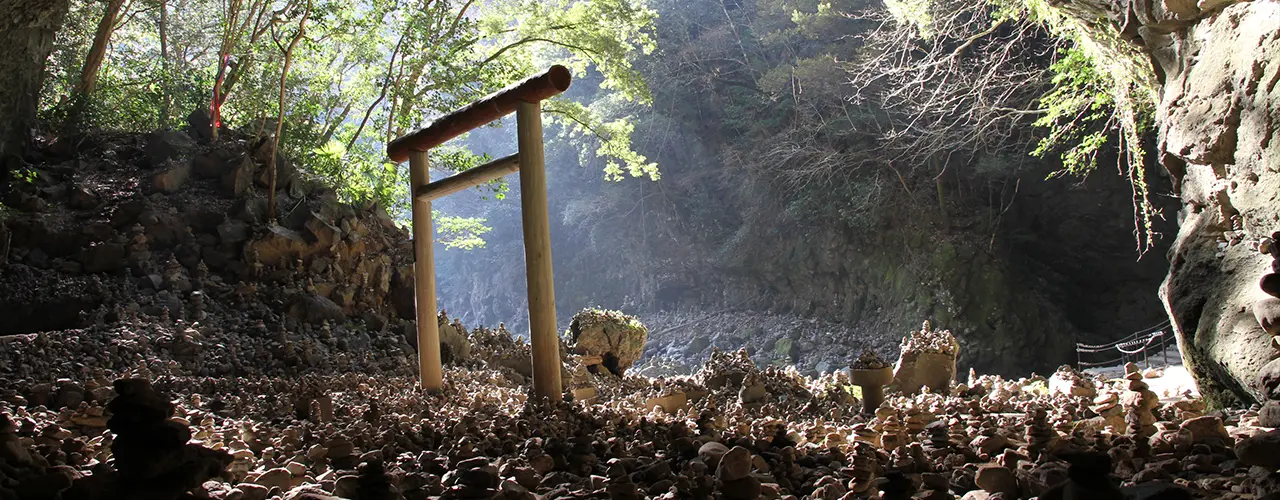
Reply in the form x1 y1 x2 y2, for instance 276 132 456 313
893 321 960 395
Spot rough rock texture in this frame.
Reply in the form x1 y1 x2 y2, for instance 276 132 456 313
1154 0 1280 405
1128 0 1280 404
567 308 648 376
1044 0 1280 404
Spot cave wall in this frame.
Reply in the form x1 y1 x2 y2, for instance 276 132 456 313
698 161 1174 378
1150 1 1280 404
1048 0 1280 403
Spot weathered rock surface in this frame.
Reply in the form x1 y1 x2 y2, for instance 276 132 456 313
1044 0 1280 404
1148 0 1280 404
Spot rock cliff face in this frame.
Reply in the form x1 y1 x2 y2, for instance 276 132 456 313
1053 0 1280 403
702 163 1176 378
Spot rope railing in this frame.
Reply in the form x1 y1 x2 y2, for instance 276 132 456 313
1076 320 1173 370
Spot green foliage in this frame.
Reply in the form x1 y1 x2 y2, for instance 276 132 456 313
38 0 661 241
991 0 1161 252
434 211 492 250
1031 47 1116 177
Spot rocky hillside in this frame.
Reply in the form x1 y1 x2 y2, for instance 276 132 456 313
0 114 421 343
1040 0 1280 405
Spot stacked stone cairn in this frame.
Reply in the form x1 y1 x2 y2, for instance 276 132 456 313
1120 363 1158 458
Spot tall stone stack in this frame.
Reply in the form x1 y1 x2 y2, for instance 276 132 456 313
1254 235 1280 408
106 378 232 499
1120 363 1158 458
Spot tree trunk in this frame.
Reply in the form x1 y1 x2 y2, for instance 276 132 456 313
0 0 70 195
76 0 127 97
158 0 170 127
266 0 311 221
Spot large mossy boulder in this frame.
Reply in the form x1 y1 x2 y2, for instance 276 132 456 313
566 308 648 376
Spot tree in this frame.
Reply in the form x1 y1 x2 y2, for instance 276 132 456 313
0 0 71 196
75 0 129 98
265 0 311 220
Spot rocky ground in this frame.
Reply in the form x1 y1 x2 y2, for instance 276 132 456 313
2 123 1280 499
635 311 903 378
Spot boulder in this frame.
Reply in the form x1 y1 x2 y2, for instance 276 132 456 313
698 442 729 469
186 109 214 142
1178 415 1230 445
70 185 100 209
1236 431 1280 469
79 242 127 273
894 321 960 394
1261 359 1280 402
218 220 251 244
288 294 346 325
1260 401 1280 429
221 157 256 198
566 308 648 376
975 466 1018 496
715 446 752 482
436 315 472 363
1150 1 1280 404
1255 298 1280 336
146 130 195 168
152 162 191 193
245 225 309 267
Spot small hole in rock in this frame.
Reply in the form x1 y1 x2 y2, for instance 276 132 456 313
602 352 621 376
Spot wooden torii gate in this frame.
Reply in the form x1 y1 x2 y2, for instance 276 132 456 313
386 65 570 398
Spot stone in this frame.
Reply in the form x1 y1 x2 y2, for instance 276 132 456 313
738 382 767 405
975 465 1018 496
1237 431 1280 469
716 446 752 482
288 293 346 325
1256 298 1280 336
1261 359 1280 401
720 476 762 500
247 225 309 267
235 483 271 500
152 162 191 193
699 442 729 469
1260 401 1280 429
70 185 100 209
646 392 688 414
222 157 256 198
1179 416 1230 445
218 220 251 244
146 130 196 167
566 309 648 376
971 434 1009 456
253 144 296 191
187 109 215 142
79 242 127 273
